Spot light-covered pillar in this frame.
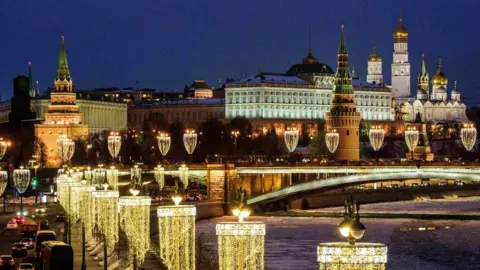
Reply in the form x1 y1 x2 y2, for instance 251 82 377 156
216 221 265 270
317 242 387 270
157 199 196 270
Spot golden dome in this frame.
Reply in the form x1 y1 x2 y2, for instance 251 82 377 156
368 42 381 62
393 17 408 39
432 59 448 85
302 48 319 64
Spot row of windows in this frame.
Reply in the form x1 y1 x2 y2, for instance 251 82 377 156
128 111 225 122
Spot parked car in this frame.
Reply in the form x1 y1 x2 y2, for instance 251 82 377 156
39 220 49 230
18 263 35 269
0 255 15 267
14 215 25 224
6 221 18 230
20 238 34 249
12 243 28 257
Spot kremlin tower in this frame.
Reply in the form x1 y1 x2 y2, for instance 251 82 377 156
366 42 383 84
325 25 360 161
391 14 411 98
35 36 88 167
416 54 429 100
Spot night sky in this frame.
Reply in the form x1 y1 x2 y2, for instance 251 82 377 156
0 0 478 102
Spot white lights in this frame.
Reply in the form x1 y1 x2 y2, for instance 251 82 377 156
56 135 75 164
107 131 122 159
317 242 388 269
154 165 165 190
461 123 477 151
131 165 142 185
284 128 299 153
178 165 189 187
172 194 182 206
93 190 119 255
13 167 31 194
119 196 151 268
0 171 7 196
404 126 419 153
93 168 107 188
106 166 119 190
0 138 10 161
325 129 340 154
216 222 266 270
157 205 196 270
157 133 171 156
183 129 197 155
369 125 385 151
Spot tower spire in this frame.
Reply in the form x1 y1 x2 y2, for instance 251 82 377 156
56 35 71 83
333 24 353 94
421 53 427 75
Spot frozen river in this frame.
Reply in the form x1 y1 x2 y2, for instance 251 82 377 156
197 198 480 270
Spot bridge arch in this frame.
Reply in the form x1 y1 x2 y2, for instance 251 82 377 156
246 171 480 205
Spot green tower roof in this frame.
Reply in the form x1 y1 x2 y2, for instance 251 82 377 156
333 25 354 94
56 36 71 82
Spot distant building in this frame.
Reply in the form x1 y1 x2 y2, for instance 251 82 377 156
9 75 35 123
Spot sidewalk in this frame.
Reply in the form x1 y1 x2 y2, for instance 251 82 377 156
70 224 104 269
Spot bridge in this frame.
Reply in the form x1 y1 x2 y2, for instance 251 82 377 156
240 166 480 205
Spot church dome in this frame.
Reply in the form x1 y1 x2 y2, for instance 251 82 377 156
368 53 382 62
432 62 448 85
393 17 408 40
287 49 334 75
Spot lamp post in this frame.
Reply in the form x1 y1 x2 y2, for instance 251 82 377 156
107 132 122 163
183 129 197 163
461 123 477 151
231 130 240 156
405 126 419 160
337 196 366 245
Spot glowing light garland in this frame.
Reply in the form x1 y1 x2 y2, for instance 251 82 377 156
284 128 299 153
368 125 384 151
461 123 477 151
216 222 265 270
404 126 419 153
157 204 196 270
0 139 10 161
317 242 387 270
13 167 31 194
93 190 119 254
154 165 165 190
0 171 7 196
131 165 142 185
157 133 171 156
56 135 75 164
325 129 340 154
94 168 107 188
179 165 189 187
183 130 197 155
107 132 122 159
106 167 119 190
119 196 151 268
77 185 96 240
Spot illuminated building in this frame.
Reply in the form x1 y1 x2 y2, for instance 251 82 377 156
325 26 360 161
366 42 383 84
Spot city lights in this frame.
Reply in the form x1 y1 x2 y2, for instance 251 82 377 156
107 131 122 160
461 123 477 151
106 166 119 190
56 135 75 165
325 129 340 154
0 171 7 196
0 138 10 161
179 164 189 187
284 128 299 153
157 133 171 156
154 165 165 190
183 129 197 155
369 125 385 151
405 126 419 159
93 190 119 255
13 166 31 194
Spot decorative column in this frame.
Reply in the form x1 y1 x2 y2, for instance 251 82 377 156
119 195 151 269
216 205 265 270
157 196 196 270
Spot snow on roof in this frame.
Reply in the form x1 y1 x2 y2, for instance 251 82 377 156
229 73 310 85
134 98 225 107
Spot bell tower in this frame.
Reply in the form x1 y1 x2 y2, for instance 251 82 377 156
391 13 411 98
325 25 360 161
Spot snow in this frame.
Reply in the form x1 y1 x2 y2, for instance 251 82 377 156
197 199 480 269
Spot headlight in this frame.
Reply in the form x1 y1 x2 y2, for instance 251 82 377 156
23 211 28 216
16 212 21 215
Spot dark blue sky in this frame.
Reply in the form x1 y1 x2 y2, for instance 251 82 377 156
0 0 478 101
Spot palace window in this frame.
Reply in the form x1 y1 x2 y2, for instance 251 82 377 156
347 130 350 136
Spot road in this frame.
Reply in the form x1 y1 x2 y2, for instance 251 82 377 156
0 202 102 269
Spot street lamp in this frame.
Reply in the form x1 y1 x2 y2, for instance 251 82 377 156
0 138 11 161
284 127 299 153
157 133 171 157
461 123 477 151
56 135 75 167
107 132 122 163
405 126 419 160
338 196 366 245
231 130 240 154
368 125 385 151
13 166 30 210
325 129 340 154
183 129 197 162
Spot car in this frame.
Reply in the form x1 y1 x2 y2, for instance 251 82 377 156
39 220 49 230
56 212 66 222
454 181 464 186
18 263 35 269
14 215 25 224
35 206 47 213
6 221 18 230
16 210 29 217
0 255 15 266
20 238 34 249
11 243 28 257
